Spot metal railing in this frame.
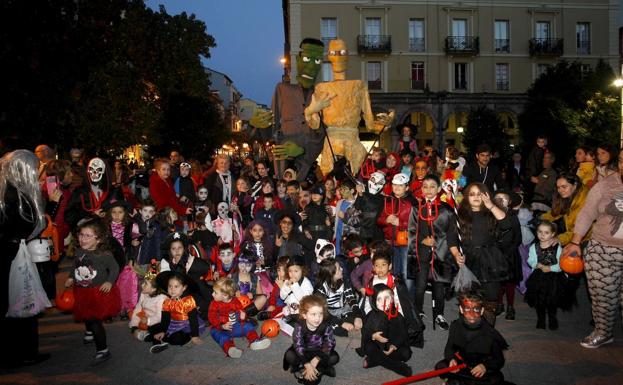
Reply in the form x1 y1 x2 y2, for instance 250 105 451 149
529 38 564 56
357 35 392 54
445 36 480 54
494 39 510 53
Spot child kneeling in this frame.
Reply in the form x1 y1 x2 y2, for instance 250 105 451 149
283 295 340 385
208 277 271 358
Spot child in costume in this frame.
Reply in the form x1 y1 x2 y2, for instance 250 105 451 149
314 258 362 337
359 283 412 377
350 240 390 298
231 251 267 318
334 180 357 255
150 271 206 353
342 234 370 285
283 295 340 385
280 255 314 319
213 243 237 280
353 171 386 243
64 219 121 365
303 183 333 242
189 211 218 259
254 192 279 239
129 260 167 342
212 201 241 248
133 199 163 264
435 292 509 385
310 239 346 283
174 162 197 205
208 277 271 358
240 219 275 270
231 176 254 228
525 220 565 330
194 185 214 220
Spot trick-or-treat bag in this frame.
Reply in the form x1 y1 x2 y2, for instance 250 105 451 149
6 240 52 318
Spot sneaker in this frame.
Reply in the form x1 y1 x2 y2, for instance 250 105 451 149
249 338 271 350
580 332 613 349
83 332 94 344
91 350 111 366
150 342 169 354
136 330 150 341
434 315 449 331
227 346 243 358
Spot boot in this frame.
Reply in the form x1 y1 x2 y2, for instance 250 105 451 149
245 303 260 318
548 307 558 330
536 306 546 329
482 301 498 327
505 306 515 320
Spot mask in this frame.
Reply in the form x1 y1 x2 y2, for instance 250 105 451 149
217 202 229 220
328 39 348 77
296 41 324 89
88 158 106 183
368 171 386 195
197 188 208 201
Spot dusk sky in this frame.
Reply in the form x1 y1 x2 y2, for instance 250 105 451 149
146 0 284 105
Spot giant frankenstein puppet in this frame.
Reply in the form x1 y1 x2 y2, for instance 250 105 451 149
305 39 394 175
271 38 329 181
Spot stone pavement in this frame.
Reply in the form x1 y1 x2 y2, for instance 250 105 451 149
2 274 623 385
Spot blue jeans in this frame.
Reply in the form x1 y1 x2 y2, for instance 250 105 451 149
393 246 415 297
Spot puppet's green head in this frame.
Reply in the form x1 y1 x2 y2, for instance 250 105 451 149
296 38 324 89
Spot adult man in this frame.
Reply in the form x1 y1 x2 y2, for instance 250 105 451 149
203 154 234 206
169 150 182 181
531 152 557 210
271 38 326 181
34 144 55 180
462 144 506 192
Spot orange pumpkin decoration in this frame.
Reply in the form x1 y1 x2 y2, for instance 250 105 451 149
56 289 75 312
261 319 280 338
136 310 149 330
237 295 252 309
560 251 584 275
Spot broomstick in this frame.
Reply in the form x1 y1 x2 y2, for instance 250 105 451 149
447 187 480 292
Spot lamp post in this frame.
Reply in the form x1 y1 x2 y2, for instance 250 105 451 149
615 64 623 149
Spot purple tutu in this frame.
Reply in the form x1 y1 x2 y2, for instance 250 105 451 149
167 317 206 336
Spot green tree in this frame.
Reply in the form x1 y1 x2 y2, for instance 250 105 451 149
462 106 510 158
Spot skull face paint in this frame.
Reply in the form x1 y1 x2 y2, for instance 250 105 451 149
368 171 386 195
197 187 208 201
88 158 106 183
217 202 229 220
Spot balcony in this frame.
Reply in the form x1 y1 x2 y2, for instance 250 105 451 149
357 35 392 54
494 38 510 53
445 36 479 55
409 37 425 52
529 38 564 56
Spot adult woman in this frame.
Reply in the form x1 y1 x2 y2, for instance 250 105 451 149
564 149 623 348
448 183 511 326
274 211 314 265
149 158 192 217
0 150 49 367
44 160 74 255
541 173 589 246
594 144 617 182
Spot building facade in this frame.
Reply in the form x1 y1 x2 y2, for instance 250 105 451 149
206 68 243 133
288 0 620 152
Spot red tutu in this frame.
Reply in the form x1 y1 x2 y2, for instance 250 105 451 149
73 285 121 322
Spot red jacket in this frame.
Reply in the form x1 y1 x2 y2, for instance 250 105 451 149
377 194 414 243
208 297 244 329
149 173 187 216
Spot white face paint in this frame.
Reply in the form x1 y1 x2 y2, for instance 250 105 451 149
368 172 386 195
217 202 229 219
197 188 208 201
88 158 106 183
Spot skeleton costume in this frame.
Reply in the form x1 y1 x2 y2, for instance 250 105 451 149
65 158 122 228
353 171 386 242
212 202 241 248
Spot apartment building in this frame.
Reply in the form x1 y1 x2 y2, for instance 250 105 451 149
287 0 620 151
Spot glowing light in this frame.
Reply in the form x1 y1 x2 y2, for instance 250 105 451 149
614 78 623 88
457 126 464 133
280 57 287 64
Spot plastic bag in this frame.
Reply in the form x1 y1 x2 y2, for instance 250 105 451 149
6 240 52 318
451 264 480 293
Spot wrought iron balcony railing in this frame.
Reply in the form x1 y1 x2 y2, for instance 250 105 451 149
529 38 564 56
445 36 480 55
357 35 392 54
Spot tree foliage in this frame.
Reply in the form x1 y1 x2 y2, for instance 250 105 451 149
0 0 226 157
518 60 616 163
462 106 510 159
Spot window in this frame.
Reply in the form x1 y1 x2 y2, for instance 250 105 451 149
321 62 333 82
495 63 509 90
536 21 550 40
454 63 467 90
450 19 468 50
536 64 550 78
321 18 337 48
576 23 590 55
409 19 425 52
365 18 382 45
494 20 509 53
367 62 382 90
411 62 425 90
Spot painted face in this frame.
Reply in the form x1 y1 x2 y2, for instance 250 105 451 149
250 224 264 241
141 280 157 295
375 289 393 311
536 224 555 243
212 288 231 303
476 151 491 167
197 187 208 201
140 206 156 221
167 278 186 299
373 258 391 278
459 299 484 325
78 227 99 251
556 178 576 199
467 186 483 209
421 179 440 200
414 161 428 180
218 248 235 266
238 261 253 274
288 265 303 282
110 206 126 224
156 162 171 180
328 39 348 76
87 158 106 183
169 240 185 262
217 202 229 219
368 172 386 195
302 304 324 330
296 42 324 89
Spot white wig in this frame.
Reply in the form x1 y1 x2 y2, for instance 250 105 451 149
0 149 47 240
